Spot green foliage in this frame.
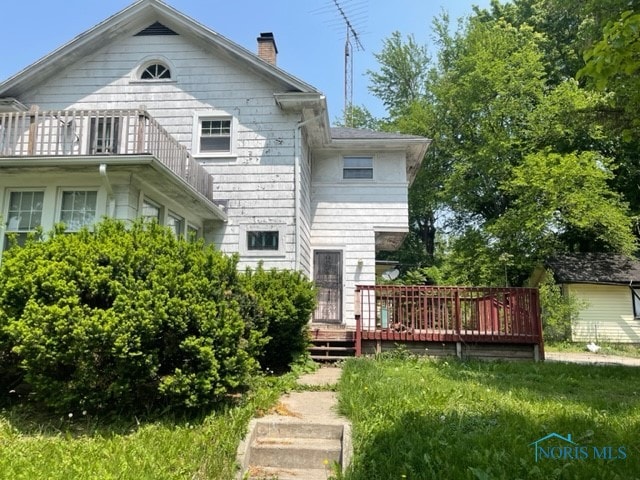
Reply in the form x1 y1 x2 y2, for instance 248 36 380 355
0 373 298 480
538 271 586 342
0 219 258 413
367 31 429 117
241 265 316 372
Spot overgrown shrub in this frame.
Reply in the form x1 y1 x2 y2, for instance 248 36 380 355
0 220 258 413
539 270 586 342
241 265 316 371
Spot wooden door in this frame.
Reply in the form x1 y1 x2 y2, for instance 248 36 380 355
313 250 342 324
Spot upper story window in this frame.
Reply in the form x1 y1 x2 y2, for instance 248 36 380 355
192 112 236 157
141 63 171 80
343 156 373 180
200 119 231 153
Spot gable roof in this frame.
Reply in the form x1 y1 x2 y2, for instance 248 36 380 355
0 0 319 98
545 253 640 285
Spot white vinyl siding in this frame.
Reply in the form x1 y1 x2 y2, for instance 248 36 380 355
568 284 640 343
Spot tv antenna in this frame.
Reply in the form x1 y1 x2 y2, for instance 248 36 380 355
313 0 366 126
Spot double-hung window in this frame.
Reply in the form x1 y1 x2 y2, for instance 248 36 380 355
4 190 44 248
59 190 98 231
343 156 373 179
200 119 231 153
193 113 235 157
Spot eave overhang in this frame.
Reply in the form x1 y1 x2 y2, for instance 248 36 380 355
0 154 227 221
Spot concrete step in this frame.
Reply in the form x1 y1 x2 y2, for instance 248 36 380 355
246 465 332 480
250 436 342 469
254 421 343 440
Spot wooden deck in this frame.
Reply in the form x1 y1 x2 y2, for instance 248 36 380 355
354 285 544 361
0 108 212 198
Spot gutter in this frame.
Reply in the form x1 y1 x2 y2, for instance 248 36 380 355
294 114 322 271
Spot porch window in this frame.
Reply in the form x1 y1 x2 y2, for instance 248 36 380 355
199 119 232 153
142 199 161 223
247 231 279 251
59 190 98 231
632 288 640 319
89 117 120 154
166 211 184 237
4 190 44 249
187 224 199 242
343 156 373 179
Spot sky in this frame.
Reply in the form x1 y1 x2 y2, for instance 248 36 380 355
0 0 493 122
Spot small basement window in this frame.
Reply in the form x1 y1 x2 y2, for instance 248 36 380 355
343 156 373 179
247 231 279 251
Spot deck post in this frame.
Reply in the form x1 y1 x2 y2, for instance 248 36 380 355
28 105 39 155
355 288 362 357
136 106 147 153
456 341 462 359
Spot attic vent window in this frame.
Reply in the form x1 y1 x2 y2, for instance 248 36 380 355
141 63 171 80
135 22 178 36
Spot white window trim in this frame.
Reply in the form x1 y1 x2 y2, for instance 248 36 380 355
239 224 286 257
342 155 374 181
192 111 237 158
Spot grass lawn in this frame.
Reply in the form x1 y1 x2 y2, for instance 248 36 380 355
338 355 640 480
0 374 297 480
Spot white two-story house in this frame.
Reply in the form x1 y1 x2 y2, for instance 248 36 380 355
0 0 430 329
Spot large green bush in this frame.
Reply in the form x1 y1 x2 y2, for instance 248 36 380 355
0 220 258 413
241 265 316 371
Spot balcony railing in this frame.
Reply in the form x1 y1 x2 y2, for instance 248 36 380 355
0 108 212 199
355 285 543 353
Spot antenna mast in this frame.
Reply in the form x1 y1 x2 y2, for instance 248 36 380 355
316 0 366 126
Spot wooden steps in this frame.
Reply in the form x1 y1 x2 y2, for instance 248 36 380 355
309 326 356 362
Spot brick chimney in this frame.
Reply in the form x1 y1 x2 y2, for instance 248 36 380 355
257 32 278 66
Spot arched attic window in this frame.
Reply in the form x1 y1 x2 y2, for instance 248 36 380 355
140 62 171 80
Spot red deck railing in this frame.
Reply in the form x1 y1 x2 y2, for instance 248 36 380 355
355 285 543 355
0 108 212 199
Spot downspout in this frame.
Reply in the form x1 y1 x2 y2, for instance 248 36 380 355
99 163 116 217
294 114 322 272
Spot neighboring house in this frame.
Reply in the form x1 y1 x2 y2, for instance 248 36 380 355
0 0 430 329
531 253 640 343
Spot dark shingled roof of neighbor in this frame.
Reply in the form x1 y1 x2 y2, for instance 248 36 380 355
545 253 640 285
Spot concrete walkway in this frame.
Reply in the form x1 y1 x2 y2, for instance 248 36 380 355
237 365 350 479
545 351 640 367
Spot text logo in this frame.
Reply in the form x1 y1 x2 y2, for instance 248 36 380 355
529 433 627 462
